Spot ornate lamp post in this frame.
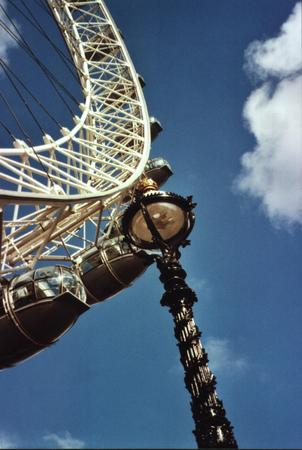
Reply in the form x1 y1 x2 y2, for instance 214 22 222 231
122 180 238 449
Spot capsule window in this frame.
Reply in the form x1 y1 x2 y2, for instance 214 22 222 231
120 241 131 254
62 272 77 291
10 272 34 289
81 253 102 273
8 266 86 307
35 278 61 300
72 282 86 302
12 282 35 309
105 245 121 260
80 260 93 273
34 267 60 280
61 270 86 302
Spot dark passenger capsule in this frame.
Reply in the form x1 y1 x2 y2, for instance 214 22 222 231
0 266 88 369
80 230 153 304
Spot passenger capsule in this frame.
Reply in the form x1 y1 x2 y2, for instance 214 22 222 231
0 266 88 369
150 117 163 141
145 157 173 188
80 232 153 304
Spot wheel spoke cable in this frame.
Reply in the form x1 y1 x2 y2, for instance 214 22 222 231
0 4 79 113
0 59 46 136
0 58 62 130
8 0 78 82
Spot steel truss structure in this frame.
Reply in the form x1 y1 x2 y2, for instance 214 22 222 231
0 0 151 276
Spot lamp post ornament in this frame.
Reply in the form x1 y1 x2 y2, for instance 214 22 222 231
122 180 238 449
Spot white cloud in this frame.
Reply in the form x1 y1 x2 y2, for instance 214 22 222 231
0 432 17 449
205 337 248 375
237 76 302 225
0 0 18 64
244 2 302 78
43 432 85 449
168 360 182 376
235 2 302 228
187 276 209 294
169 337 248 377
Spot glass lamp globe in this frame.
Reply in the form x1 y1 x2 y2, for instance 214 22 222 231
122 191 195 249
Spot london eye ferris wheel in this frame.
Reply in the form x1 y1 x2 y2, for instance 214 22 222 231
1 0 156 276
0 0 169 367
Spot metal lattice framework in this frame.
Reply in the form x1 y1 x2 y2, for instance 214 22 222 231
0 0 151 276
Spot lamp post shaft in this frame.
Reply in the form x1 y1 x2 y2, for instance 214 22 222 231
122 189 238 447
157 253 238 449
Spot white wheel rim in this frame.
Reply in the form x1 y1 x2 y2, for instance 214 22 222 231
0 0 151 275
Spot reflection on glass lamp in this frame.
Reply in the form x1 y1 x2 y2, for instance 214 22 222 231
122 190 195 250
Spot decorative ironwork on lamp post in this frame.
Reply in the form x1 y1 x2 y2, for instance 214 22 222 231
122 180 238 449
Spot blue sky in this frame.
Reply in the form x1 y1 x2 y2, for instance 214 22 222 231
0 0 301 448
